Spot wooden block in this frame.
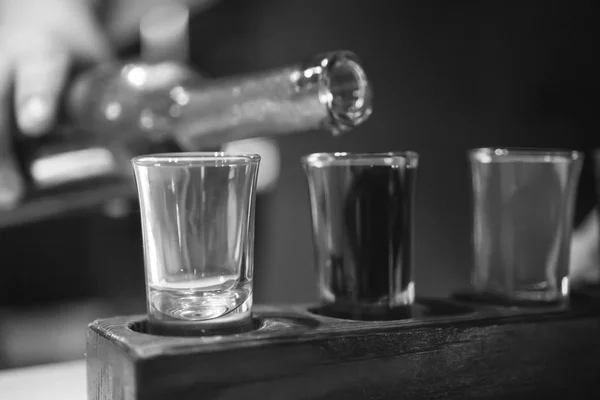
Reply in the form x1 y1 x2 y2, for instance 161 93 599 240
87 298 600 400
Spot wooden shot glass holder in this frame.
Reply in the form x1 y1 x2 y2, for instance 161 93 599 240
87 293 600 400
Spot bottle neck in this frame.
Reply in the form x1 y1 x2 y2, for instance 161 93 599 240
171 51 372 150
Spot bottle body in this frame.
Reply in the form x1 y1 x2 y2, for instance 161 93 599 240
67 51 373 150
68 61 200 146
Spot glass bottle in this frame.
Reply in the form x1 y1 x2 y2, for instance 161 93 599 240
3 51 372 228
66 50 373 151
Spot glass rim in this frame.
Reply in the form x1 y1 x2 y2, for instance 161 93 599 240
131 152 261 167
301 151 419 167
469 147 582 162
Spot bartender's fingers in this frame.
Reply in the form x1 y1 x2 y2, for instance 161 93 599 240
570 209 600 287
0 59 25 209
14 44 70 137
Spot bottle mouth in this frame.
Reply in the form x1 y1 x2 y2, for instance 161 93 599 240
302 51 373 134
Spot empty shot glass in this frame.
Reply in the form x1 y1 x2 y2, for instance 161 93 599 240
469 148 583 305
132 152 260 336
302 152 419 320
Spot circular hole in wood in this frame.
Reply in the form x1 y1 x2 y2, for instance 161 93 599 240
308 298 474 321
452 291 566 308
127 316 264 337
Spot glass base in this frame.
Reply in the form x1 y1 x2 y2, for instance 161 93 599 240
312 301 413 321
147 311 257 337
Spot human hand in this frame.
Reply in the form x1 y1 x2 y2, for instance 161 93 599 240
0 0 112 208
570 209 600 288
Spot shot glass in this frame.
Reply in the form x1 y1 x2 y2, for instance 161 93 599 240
469 148 583 304
302 152 419 320
132 152 260 336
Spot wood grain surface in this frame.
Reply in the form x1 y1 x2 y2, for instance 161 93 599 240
87 299 600 400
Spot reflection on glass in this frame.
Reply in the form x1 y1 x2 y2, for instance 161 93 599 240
302 152 418 319
132 152 260 335
469 148 583 304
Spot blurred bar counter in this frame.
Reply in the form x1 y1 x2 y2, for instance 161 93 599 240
0 360 85 400
0 180 134 230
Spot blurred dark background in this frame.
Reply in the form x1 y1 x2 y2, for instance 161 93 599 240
0 0 598 369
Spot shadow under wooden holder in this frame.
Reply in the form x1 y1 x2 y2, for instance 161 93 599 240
87 298 600 400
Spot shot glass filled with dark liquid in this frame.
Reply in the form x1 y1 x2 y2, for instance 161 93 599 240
302 152 418 320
